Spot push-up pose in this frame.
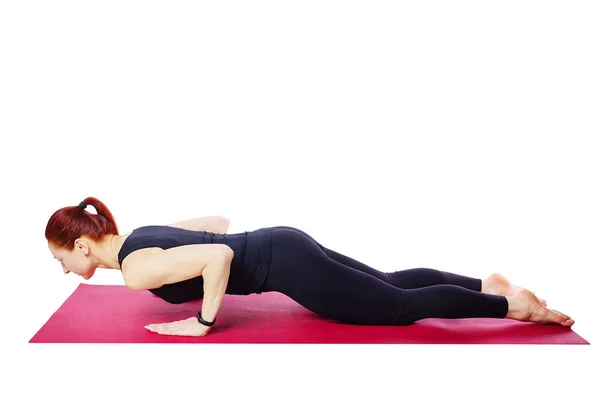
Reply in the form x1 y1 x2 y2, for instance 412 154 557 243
46 197 575 337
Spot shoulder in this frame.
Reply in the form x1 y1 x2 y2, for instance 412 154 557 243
121 247 164 289
118 226 171 284
118 225 207 290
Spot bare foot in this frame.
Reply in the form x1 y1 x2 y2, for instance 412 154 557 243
483 272 548 307
507 287 574 327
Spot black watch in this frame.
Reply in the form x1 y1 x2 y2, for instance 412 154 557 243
197 311 215 327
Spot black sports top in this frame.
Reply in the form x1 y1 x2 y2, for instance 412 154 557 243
117 225 273 304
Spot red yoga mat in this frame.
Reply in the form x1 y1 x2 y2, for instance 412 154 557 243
30 283 589 344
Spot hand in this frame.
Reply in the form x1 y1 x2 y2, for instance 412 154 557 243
145 316 213 337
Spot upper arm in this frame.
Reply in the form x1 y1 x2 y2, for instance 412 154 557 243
123 244 233 291
167 216 230 234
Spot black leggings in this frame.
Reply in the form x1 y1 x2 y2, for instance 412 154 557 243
263 226 509 325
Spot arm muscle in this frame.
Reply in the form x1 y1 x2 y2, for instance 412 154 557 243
125 244 233 290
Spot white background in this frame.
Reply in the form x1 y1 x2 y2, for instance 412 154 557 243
1 1 598 399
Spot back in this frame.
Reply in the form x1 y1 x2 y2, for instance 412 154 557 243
117 225 273 303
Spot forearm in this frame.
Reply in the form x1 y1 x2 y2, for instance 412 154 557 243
209 217 230 234
200 253 232 323
168 216 230 234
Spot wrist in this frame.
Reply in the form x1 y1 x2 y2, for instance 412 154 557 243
197 311 216 327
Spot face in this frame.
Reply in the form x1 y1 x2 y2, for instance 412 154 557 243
48 239 96 280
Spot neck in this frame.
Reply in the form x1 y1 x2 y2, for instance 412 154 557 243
94 234 125 270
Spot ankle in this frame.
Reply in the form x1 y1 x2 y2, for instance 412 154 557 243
505 296 525 320
480 278 489 293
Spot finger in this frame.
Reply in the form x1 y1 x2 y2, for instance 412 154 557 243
147 325 166 333
157 326 171 335
161 327 183 336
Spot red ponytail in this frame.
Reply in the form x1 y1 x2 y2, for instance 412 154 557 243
45 196 119 250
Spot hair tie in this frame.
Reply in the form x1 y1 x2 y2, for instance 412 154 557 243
79 201 87 210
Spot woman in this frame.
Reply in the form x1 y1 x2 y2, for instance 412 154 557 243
46 197 575 337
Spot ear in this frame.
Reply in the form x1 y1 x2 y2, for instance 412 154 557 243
74 238 89 255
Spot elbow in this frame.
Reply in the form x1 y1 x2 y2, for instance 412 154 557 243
127 278 161 291
211 245 233 271
124 272 155 291
125 279 144 291
204 247 233 282
220 245 234 261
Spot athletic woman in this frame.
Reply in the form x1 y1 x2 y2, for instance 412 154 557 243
45 197 575 337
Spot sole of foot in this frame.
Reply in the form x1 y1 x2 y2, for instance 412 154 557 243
513 287 574 327
486 272 548 307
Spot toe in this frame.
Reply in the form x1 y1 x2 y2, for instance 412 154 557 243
546 309 564 324
548 309 572 325
531 291 547 307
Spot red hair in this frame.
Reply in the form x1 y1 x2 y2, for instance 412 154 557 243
45 196 120 250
